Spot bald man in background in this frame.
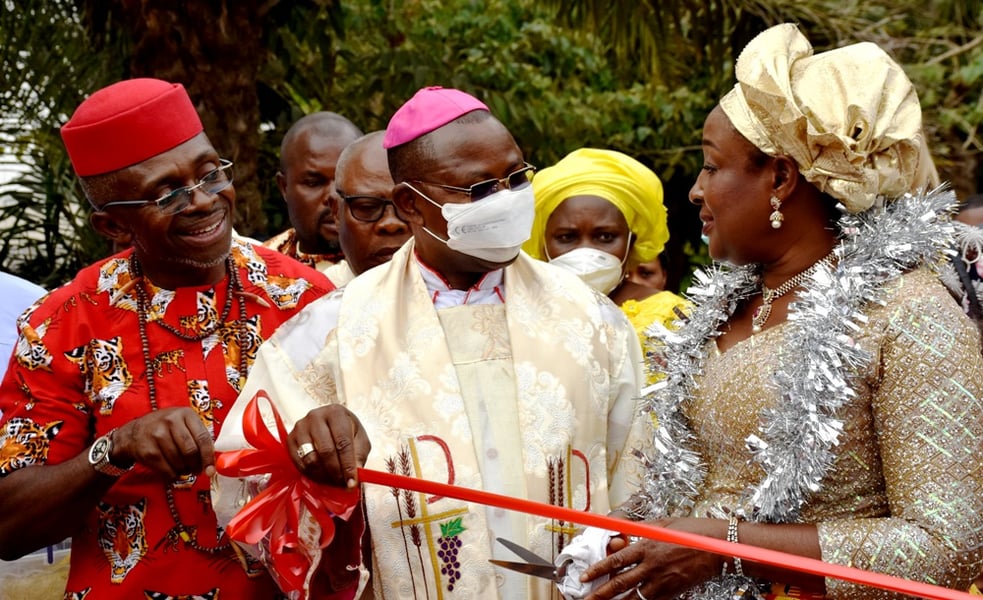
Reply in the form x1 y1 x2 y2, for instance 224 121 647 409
324 131 410 287
265 112 363 271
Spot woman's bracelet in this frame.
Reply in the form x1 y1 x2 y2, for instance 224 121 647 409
723 515 744 577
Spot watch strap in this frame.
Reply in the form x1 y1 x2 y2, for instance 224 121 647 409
90 428 132 477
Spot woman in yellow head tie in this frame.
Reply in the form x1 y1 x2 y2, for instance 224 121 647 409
524 147 687 376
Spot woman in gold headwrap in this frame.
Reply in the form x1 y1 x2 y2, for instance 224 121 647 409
523 148 687 377
571 24 983 600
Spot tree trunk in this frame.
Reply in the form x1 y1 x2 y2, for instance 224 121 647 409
85 0 276 236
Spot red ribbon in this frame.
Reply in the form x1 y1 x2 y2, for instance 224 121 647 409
215 391 360 596
358 468 977 600
214 394 975 600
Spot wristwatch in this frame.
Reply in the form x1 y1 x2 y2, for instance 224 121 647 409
88 429 132 477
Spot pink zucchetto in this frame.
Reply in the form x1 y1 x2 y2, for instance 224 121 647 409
383 86 489 149
61 78 204 177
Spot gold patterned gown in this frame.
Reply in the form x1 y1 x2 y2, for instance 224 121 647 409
685 268 983 599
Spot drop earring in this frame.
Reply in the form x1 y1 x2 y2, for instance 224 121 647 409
769 196 784 229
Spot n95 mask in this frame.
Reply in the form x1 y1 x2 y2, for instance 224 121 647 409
548 246 627 295
413 184 535 263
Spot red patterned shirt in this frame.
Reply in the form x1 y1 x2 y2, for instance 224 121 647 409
0 239 332 598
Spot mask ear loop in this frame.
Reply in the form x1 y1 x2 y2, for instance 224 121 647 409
620 232 634 267
403 182 453 245
402 182 442 211
614 231 634 289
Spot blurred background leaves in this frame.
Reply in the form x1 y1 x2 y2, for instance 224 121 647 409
1 0 980 291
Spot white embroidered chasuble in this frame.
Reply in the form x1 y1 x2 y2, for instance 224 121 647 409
323 259 356 288
218 242 647 599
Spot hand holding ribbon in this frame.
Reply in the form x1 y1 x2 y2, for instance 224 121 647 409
215 390 360 598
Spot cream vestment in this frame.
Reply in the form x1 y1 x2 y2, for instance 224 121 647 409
323 259 356 288
220 242 647 599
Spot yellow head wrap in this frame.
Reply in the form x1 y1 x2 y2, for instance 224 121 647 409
720 23 925 213
524 148 668 264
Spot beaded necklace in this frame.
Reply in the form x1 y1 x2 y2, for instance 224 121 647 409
280 229 345 268
131 253 248 554
751 250 837 333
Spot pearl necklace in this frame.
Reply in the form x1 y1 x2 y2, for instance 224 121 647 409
751 250 837 333
131 254 247 554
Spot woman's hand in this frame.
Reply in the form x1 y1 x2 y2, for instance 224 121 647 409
582 518 723 600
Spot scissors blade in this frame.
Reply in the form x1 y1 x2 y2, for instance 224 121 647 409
496 537 552 567
488 559 559 581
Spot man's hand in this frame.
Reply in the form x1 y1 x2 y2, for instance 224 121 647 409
288 405 371 488
112 407 216 479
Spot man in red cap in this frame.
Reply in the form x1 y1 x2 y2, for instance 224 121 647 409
265 112 363 272
0 78 369 598
221 86 648 598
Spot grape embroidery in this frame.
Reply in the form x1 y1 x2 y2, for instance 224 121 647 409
436 517 466 591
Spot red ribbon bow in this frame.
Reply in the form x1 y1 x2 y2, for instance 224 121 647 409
216 390 360 595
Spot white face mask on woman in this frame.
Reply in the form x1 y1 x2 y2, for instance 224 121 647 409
408 183 535 263
546 234 632 295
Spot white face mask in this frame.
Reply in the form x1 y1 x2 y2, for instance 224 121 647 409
547 245 628 295
408 183 535 263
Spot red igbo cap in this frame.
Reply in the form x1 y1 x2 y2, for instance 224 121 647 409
61 78 203 176
383 86 489 149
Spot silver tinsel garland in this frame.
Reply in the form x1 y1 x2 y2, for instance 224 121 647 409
630 187 957 599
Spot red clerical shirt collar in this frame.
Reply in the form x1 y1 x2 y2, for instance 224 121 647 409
414 251 505 309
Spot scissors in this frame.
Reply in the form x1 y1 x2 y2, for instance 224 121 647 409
488 537 571 582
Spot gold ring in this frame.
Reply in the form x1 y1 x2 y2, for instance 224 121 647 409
297 442 316 459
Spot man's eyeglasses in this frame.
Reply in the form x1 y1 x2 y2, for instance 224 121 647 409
339 193 401 223
96 159 234 215
412 163 535 202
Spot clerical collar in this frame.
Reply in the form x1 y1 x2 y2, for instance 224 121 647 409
414 252 505 309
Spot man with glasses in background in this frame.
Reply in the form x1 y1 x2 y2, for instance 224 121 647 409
224 86 649 599
324 130 410 286
0 78 360 598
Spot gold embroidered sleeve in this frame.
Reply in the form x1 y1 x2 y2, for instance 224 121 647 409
819 274 983 598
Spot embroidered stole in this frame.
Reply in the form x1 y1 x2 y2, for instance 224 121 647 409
335 242 632 599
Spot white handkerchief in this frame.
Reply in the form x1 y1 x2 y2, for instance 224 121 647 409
555 526 635 600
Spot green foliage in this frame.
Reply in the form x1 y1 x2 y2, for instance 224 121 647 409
260 0 715 290
534 0 983 286
542 0 983 198
0 0 120 287
3 0 979 291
